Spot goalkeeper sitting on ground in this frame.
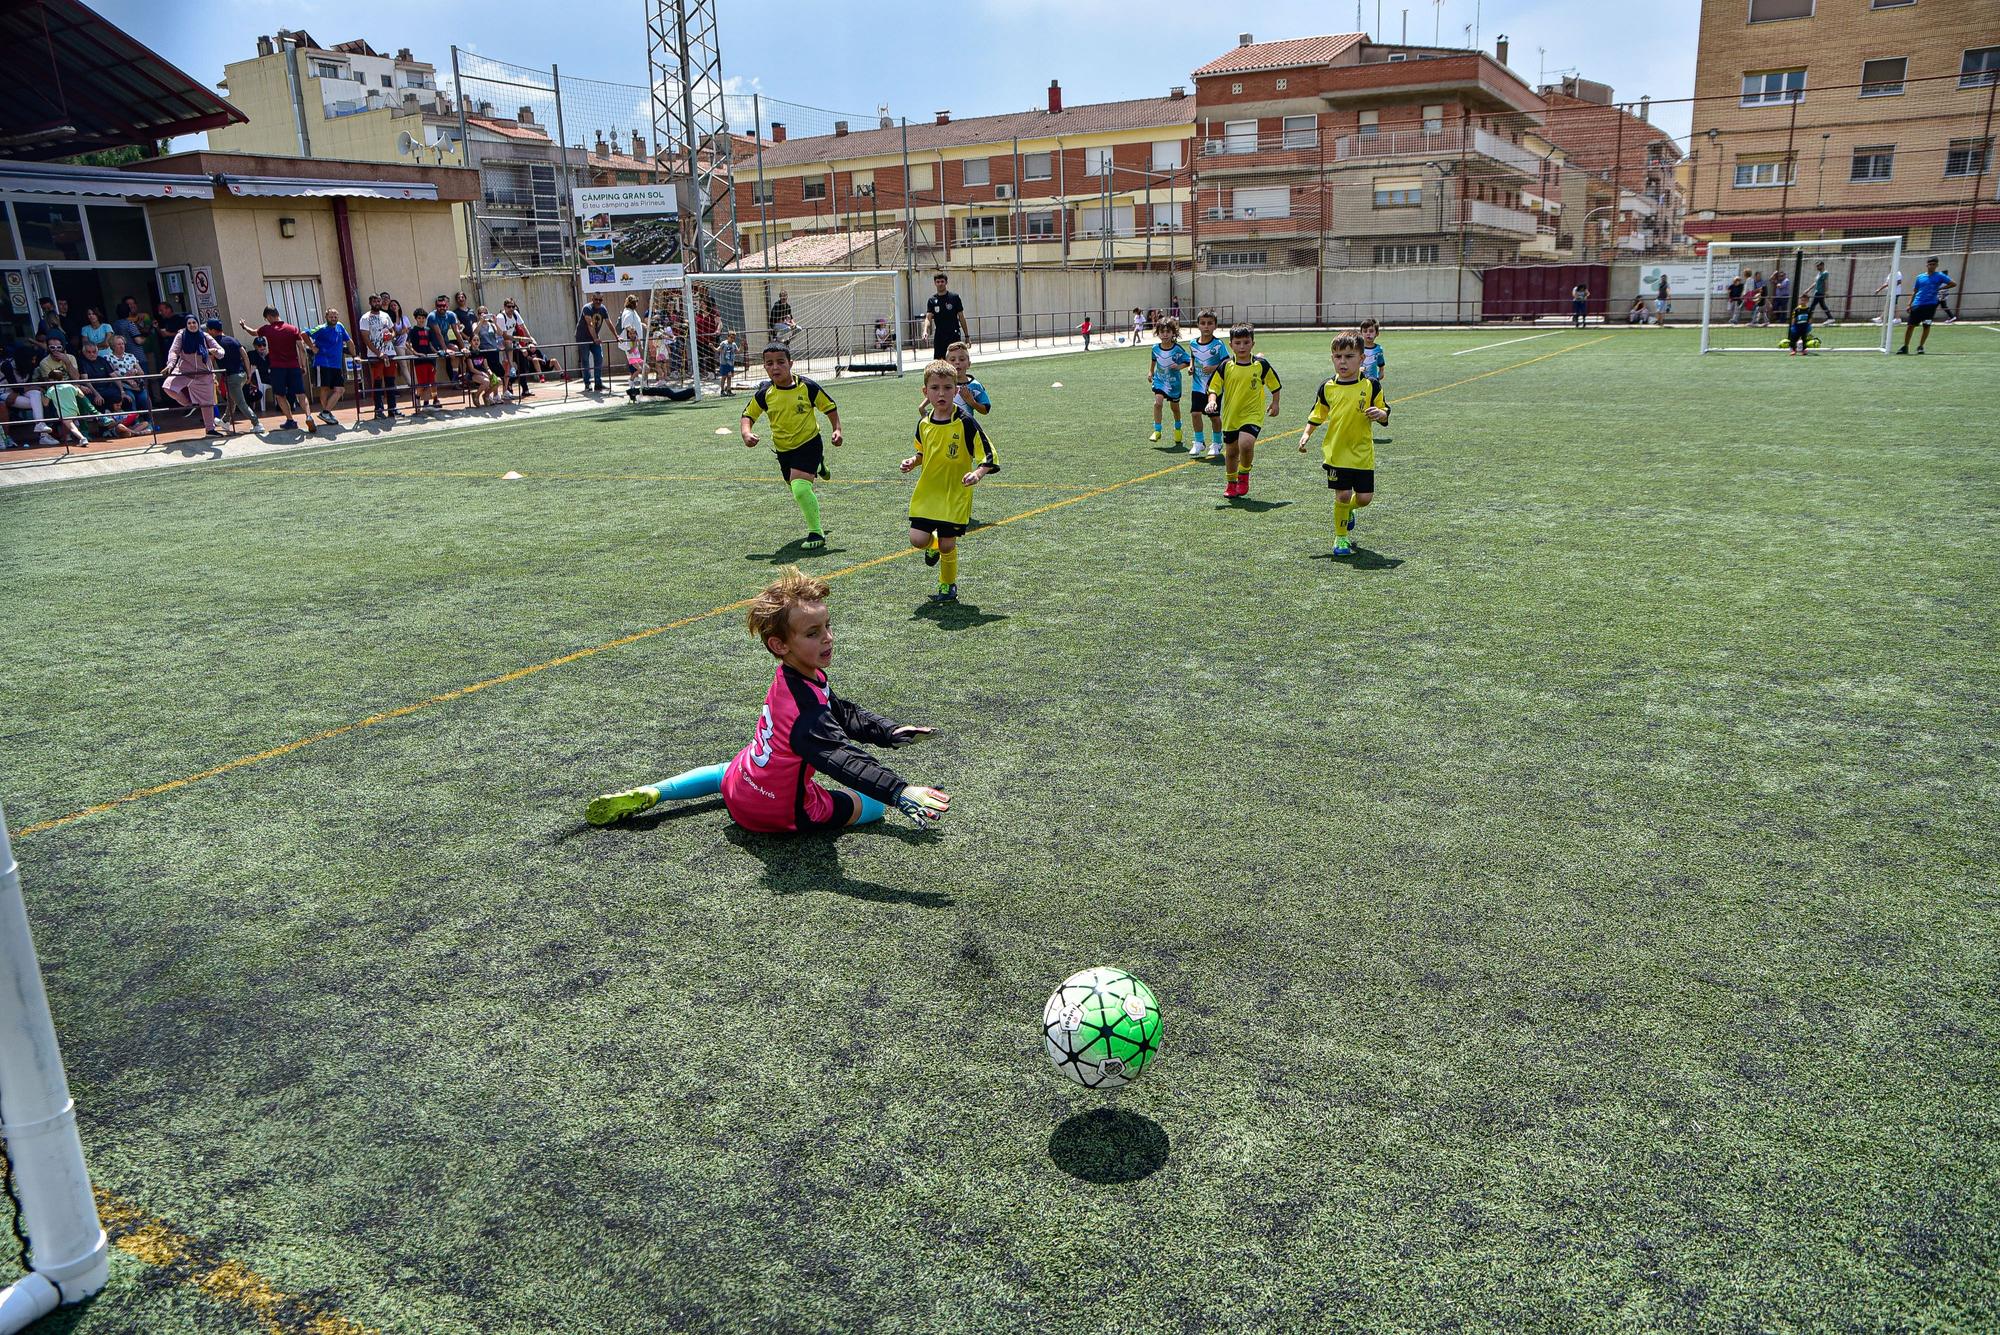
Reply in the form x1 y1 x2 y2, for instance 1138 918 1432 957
587 566 952 831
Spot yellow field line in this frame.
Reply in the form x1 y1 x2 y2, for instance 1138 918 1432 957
1385 334 1613 406
12 458 1198 840
96 1188 375 1334
231 465 1090 492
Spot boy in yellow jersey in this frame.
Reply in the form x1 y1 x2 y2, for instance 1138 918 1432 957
1298 331 1390 558
741 344 842 551
1204 324 1281 498
902 360 998 603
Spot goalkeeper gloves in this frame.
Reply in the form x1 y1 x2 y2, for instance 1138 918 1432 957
894 785 951 826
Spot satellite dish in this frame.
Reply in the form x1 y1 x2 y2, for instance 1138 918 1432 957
397 130 417 156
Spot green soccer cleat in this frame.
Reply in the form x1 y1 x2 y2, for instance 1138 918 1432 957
586 786 660 826
929 583 959 603
923 546 940 567
802 532 827 551
818 461 832 480
1333 538 1353 557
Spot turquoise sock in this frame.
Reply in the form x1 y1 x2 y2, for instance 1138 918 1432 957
1193 430 1205 444
853 793 887 825
657 762 727 801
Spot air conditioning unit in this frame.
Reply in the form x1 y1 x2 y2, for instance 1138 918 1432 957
994 183 1014 199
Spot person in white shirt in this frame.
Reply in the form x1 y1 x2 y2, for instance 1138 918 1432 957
356 295 399 420
1871 270 1903 323
497 299 535 398
618 296 646 381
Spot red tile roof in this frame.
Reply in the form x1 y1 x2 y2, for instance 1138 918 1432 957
467 116 551 143
755 95 1193 169
1192 33 1364 77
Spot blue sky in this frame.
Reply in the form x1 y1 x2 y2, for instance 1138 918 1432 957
99 0 1702 153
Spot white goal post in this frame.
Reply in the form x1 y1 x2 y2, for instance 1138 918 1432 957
633 269 905 401
1701 235 1903 353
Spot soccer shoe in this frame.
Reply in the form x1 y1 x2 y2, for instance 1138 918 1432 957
1346 509 1357 532
586 786 660 826
802 532 827 551
1237 475 1251 497
1189 440 1203 455
818 461 832 481
1896 346 1908 354
1916 347 1925 354
1333 538 1353 557
1223 477 1239 498
929 583 958 603
1150 429 1161 442
923 546 940 567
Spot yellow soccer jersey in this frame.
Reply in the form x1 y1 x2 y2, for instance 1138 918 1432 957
1211 355 1281 432
1307 376 1388 470
908 410 998 527
743 376 836 453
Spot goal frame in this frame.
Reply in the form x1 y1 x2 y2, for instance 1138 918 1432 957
668 269 906 402
1700 235 1903 353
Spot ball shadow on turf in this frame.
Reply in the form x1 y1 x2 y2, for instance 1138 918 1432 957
725 825 955 907
1048 1109 1170 1185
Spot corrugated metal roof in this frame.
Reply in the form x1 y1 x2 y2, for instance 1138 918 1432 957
755 96 1193 169
1192 34 1365 78
0 0 246 160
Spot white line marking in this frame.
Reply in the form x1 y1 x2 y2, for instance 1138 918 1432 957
1451 331 1560 356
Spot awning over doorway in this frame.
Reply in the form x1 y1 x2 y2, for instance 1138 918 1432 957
221 179 440 201
0 160 214 200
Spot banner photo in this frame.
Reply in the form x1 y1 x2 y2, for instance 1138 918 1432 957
1638 261 1725 299
574 185 684 293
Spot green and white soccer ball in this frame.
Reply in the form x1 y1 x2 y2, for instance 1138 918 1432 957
1042 967 1161 1090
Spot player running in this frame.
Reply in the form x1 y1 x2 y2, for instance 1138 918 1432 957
1206 324 1281 499
1186 310 1230 458
1298 332 1390 558
586 567 950 832
740 343 842 552
904 360 999 604
1146 318 1192 446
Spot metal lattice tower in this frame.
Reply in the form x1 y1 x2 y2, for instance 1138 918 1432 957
646 0 736 272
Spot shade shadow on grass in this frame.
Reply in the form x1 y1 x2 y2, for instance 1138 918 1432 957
1048 1109 1169 1184
725 824 954 907
1310 548 1405 571
1213 498 1292 513
910 599 1008 631
747 537 851 564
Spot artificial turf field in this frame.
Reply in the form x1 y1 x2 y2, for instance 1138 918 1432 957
2 325 1995 1333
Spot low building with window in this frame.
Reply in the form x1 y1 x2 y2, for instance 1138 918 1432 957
1687 0 2000 254
731 82 1196 272
1189 31 1548 275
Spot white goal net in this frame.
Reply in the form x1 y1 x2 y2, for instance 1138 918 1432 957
1701 236 1903 353
633 269 905 399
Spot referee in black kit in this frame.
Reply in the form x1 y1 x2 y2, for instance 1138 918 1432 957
923 272 966 360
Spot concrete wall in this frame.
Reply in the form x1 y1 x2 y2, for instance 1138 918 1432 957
148 197 470 330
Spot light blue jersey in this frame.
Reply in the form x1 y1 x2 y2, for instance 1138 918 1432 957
1911 270 1952 308
1149 340 1192 398
1361 342 1386 383
1188 334 1230 398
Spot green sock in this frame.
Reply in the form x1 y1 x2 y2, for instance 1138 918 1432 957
790 477 822 533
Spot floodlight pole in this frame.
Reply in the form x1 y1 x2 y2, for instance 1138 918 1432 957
0 807 108 1332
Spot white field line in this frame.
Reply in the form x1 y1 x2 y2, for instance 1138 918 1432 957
1450 331 1559 356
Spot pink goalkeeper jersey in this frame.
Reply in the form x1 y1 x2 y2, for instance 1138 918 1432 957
720 663 910 833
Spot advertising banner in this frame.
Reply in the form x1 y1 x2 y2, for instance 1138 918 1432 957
574 185 683 293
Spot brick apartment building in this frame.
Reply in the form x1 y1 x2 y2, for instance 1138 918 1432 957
732 84 1196 270
1687 0 2000 253
1534 78 1688 256
1186 32 1548 273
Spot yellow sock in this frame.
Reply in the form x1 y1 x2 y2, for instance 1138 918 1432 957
1334 498 1351 535
939 547 959 585
928 534 940 552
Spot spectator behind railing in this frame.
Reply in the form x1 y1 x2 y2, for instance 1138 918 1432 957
44 361 135 444
3 341 58 449
104 334 152 421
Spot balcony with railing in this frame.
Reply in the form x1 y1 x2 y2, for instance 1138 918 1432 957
1199 204 1315 242
1330 125 1541 176
1195 131 1324 174
1464 200 1537 236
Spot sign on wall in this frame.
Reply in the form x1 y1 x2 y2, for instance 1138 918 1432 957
573 185 683 293
1638 261 1725 299
191 265 221 323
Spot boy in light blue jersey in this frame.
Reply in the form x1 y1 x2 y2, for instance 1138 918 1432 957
1185 309 1230 458
1897 257 1955 355
1147 317 1193 444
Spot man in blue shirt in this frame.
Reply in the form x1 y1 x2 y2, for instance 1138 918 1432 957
309 309 351 422
1897 258 1955 354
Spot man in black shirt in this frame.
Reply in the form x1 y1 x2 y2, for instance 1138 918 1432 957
923 272 966 360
